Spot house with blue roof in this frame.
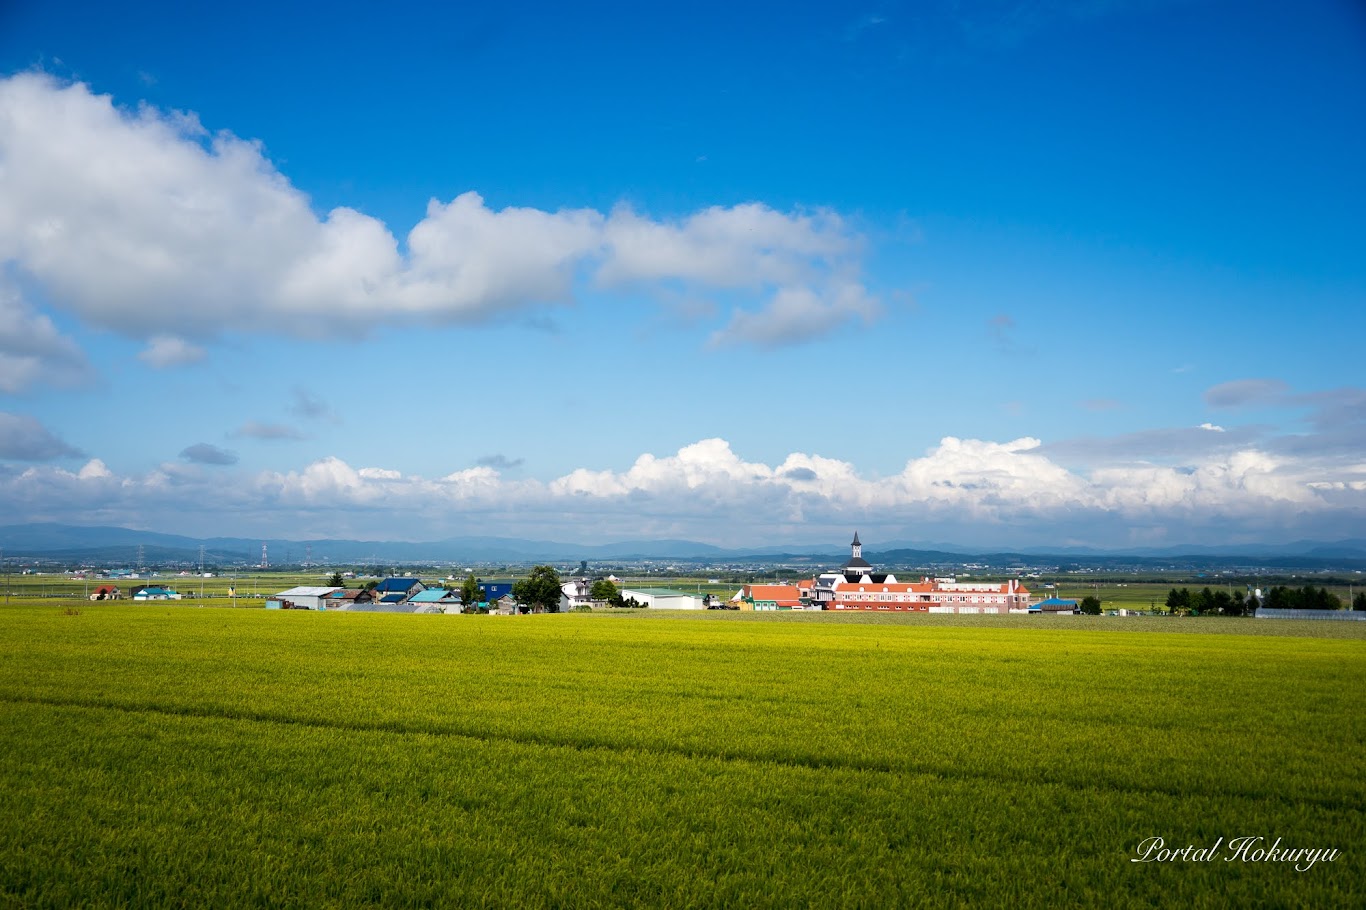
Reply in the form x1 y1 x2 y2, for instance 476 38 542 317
1031 597 1079 614
406 588 463 613
372 577 425 602
407 588 462 608
132 586 183 601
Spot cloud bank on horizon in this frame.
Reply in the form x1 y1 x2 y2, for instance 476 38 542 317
2 421 1363 548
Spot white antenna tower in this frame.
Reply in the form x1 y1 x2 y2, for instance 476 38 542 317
137 544 145 573
199 545 205 574
305 544 312 568
261 542 269 569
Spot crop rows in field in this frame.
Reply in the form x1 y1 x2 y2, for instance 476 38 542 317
1 605 1362 907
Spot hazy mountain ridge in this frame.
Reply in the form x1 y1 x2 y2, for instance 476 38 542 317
1 524 1363 567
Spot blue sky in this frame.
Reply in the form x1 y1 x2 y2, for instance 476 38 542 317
0 0 1363 548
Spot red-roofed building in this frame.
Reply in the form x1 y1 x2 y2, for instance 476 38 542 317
811 533 1032 613
736 583 807 611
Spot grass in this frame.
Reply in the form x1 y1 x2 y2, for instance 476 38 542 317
1 603 1362 907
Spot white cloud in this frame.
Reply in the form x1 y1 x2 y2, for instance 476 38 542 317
0 73 877 348
0 433 1362 545
138 334 206 368
710 282 879 348
0 274 92 392
77 458 111 480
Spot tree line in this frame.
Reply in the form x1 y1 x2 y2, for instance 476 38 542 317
1165 584 1366 615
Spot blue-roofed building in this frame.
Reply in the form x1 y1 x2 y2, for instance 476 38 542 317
408 588 462 609
132 586 182 600
1031 597 1079 614
373 577 425 601
379 592 409 604
480 581 514 602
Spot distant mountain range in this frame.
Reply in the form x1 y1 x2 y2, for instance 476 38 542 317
2 523 1365 570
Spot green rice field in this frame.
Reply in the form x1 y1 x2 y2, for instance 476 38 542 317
1 602 1362 907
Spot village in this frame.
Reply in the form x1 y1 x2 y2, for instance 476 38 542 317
81 533 1085 615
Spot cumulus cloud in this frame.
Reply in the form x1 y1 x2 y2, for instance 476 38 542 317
0 413 83 460
180 442 238 465
138 334 206 368
0 73 877 348
232 421 305 441
0 274 92 392
0 433 1362 545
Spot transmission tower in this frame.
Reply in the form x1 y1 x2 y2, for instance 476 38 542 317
261 542 269 569
198 545 205 574
304 544 312 568
137 544 145 574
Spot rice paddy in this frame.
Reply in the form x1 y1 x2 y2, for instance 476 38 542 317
1 603 1362 907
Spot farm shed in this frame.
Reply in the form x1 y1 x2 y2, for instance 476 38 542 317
324 589 376 608
346 600 418 613
90 585 122 601
736 584 805 611
620 588 705 610
272 586 342 611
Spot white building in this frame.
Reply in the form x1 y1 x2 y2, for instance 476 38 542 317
272 586 342 610
620 587 706 610
561 578 594 611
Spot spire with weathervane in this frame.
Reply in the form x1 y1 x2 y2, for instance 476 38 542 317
843 530 872 576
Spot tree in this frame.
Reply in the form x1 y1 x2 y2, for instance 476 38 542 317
328 571 344 588
1166 588 1190 613
590 578 618 601
1355 592 1366 612
513 565 562 613
1228 589 1248 617
363 580 378 591
1189 587 1216 615
460 572 484 608
1079 595 1102 615
1267 585 1343 611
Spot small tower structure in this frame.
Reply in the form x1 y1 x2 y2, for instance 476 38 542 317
842 531 874 580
